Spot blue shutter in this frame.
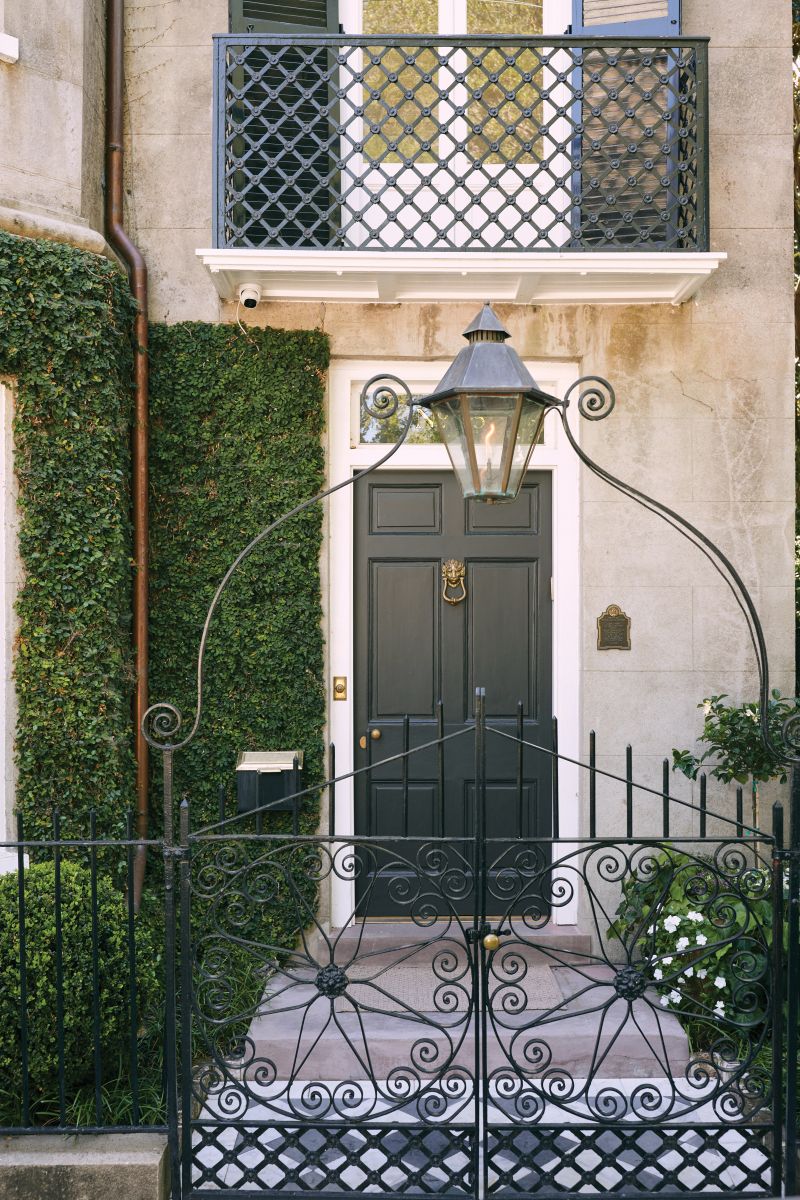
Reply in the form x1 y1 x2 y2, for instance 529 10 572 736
570 0 680 36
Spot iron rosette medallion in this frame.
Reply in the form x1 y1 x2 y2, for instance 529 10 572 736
189 834 478 1126
482 838 773 1125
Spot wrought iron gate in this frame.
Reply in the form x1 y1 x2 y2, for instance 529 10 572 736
166 690 786 1199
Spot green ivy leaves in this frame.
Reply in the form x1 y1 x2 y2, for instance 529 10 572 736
0 231 137 840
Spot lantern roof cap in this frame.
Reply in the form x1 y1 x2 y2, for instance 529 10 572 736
462 303 510 343
421 302 543 403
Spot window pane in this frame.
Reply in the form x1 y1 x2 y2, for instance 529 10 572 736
362 1 439 164
356 385 441 445
363 0 438 32
466 0 543 166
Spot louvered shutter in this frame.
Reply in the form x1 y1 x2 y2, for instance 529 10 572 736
229 0 339 34
227 1 340 248
570 0 688 249
570 0 680 36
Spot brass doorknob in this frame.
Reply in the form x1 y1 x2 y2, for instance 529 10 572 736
483 933 500 952
358 729 382 749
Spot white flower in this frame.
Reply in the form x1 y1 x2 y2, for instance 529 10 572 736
676 937 690 951
697 968 708 980
653 968 663 981
714 976 726 990
662 957 673 966
663 915 681 933
646 925 655 935
696 933 708 946
714 1000 725 1016
659 995 670 1007
669 990 681 1004
703 700 713 716
748 710 759 723
687 911 704 923
683 966 694 978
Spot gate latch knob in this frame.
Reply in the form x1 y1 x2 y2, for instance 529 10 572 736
483 933 500 952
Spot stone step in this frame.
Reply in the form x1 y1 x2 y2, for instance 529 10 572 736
241 963 688 1083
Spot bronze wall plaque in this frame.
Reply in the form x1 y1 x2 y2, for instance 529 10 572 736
597 604 631 650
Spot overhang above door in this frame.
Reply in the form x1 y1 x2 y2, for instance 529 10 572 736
197 247 725 306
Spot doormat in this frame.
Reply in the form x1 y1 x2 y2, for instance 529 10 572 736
335 964 562 1013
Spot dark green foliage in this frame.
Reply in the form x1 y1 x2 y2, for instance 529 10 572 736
148 321 328 835
148 322 328 979
0 860 163 1124
672 691 799 786
0 231 137 840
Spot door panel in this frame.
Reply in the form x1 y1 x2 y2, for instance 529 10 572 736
370 560 440 717
467 560 538 718
354 470 553 915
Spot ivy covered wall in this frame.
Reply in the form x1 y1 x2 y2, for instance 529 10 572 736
0 231 137 840
0 230 329 841
148 323 329 832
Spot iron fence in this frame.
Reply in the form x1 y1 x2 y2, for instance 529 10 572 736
213 34 709 253
0 812 167 1136
3 713 798 1199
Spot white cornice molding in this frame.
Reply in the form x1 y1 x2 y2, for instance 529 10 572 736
196 248 727 307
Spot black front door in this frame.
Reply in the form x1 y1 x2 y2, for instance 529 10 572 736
354 470 553 915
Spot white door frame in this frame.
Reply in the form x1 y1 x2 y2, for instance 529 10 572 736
325 358 581 928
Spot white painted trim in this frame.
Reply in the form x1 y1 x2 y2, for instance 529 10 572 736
0 32 19 64
0 383 20 874
326 358 580 928
197 248 726 307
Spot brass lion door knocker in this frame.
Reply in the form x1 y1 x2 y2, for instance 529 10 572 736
442 559 466 606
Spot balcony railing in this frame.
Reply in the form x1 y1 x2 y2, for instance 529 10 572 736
213 34 709 254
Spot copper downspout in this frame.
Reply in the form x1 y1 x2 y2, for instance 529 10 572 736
105 0 149 908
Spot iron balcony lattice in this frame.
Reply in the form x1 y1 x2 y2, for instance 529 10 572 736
213 34 709 253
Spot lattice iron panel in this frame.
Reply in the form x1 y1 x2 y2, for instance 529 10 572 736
487 1124 772 1194
192 1121 476 1193
214 35 708 252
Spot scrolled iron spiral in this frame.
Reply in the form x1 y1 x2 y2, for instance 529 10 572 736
782 710 800 753
141 700 183 749
360 372 414 420
564 374 616 421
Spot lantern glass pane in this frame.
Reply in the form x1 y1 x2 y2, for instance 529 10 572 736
429 397 477 499
503 396 548 498
432 391 547 502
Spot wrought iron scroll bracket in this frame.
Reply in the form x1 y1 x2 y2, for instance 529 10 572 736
141 374 417 755
556 377 799 768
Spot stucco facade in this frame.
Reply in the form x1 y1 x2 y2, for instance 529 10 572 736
0 0 795 840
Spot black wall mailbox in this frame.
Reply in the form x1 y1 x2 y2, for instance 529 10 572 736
235 751 304 814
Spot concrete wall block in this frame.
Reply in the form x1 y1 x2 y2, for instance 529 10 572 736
709 134 793 233
126 45 213 138
580 417 694 505
707 46 793 139
699 230 794 325
583 499 794 598
690 416 795 503
130 134 211 230
0 1133 169 1200
692 584 795 676
683 0 791 47
135 227 219 324
5 0 85 87
0 72 84 217
126 0 228 49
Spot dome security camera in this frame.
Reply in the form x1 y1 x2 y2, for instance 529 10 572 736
238 284 262 309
